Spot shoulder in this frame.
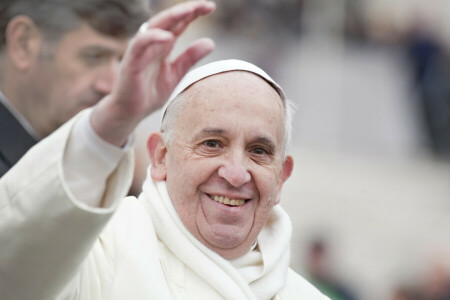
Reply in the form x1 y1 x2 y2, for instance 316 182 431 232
278 268 330 300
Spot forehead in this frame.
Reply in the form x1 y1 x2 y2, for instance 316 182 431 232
174 71 285 141
53 23 129 53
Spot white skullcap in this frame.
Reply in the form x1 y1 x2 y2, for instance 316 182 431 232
160 59 286 125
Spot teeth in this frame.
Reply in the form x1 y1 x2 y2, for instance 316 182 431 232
212 195 246 206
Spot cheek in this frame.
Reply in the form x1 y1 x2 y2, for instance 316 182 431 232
54 61 93 94
254 166 283 200
166 153 209 194
165 158 213 222
47 80 78 109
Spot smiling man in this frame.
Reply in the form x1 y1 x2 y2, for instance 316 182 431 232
0 2 328 298
150 67 294 261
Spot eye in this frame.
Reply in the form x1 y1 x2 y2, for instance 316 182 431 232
83 54 106 65
250 147 270 155
203 140 221 148
80 51 113 67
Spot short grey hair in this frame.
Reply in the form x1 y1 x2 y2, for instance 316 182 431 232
160 80 295 159
0 0 151 50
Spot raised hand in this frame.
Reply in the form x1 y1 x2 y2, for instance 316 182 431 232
90 1 215 146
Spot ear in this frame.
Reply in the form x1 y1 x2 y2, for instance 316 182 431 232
281 155 294 182
6 16 43 71
147 132 167 181
274 155 294 205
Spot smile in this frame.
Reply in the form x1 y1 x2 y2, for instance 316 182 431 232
210 195 247 207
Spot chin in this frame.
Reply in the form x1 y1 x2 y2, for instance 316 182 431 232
201 229 254 259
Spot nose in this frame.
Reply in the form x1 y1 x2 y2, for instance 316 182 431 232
94 60 119 95
218 151 251 187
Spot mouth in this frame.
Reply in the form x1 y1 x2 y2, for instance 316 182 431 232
208 194 249 207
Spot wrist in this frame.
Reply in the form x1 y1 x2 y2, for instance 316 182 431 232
90 97 141 147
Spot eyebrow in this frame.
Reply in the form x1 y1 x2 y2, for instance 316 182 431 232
191 128 226 141
192 127 278 151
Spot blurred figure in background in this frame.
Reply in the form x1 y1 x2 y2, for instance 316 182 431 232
406 19 450 158
216 0 303 37
390 286 420 300
389 257 450 300
419 259 450 300
305 239 359 300
0 0 151 177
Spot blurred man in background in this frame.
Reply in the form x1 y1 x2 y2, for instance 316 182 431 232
306 239 359 300
0 0 151 177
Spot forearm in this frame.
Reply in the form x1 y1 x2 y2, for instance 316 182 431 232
64 109 133 207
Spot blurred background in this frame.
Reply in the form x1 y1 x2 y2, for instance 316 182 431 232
137 0 450 299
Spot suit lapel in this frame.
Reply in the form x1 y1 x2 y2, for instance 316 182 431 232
0 99 37 177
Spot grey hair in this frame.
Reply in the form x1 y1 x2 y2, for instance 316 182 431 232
0 0 151 50
160 84 295 159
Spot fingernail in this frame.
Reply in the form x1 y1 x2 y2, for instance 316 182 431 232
139 22 148 34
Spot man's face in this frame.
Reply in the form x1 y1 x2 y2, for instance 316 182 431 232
158 71 293 259
26 23 128 137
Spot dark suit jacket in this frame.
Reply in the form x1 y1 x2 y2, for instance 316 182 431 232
0 96 37 177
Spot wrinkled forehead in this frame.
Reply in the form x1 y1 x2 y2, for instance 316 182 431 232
160 59 285 125
170 71 286 147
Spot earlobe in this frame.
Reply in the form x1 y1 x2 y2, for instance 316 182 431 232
6 16 42 71
147 132 168 181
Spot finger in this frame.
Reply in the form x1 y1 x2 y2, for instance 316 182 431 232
124 29 175 73
171 37 215 80
165 12 202 37
146 1 215 34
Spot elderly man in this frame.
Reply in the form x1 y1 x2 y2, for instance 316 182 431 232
0 0 151 177
0 2 328 299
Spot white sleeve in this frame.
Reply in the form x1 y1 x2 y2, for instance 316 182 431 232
63 110 133 208
0 110 135 300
